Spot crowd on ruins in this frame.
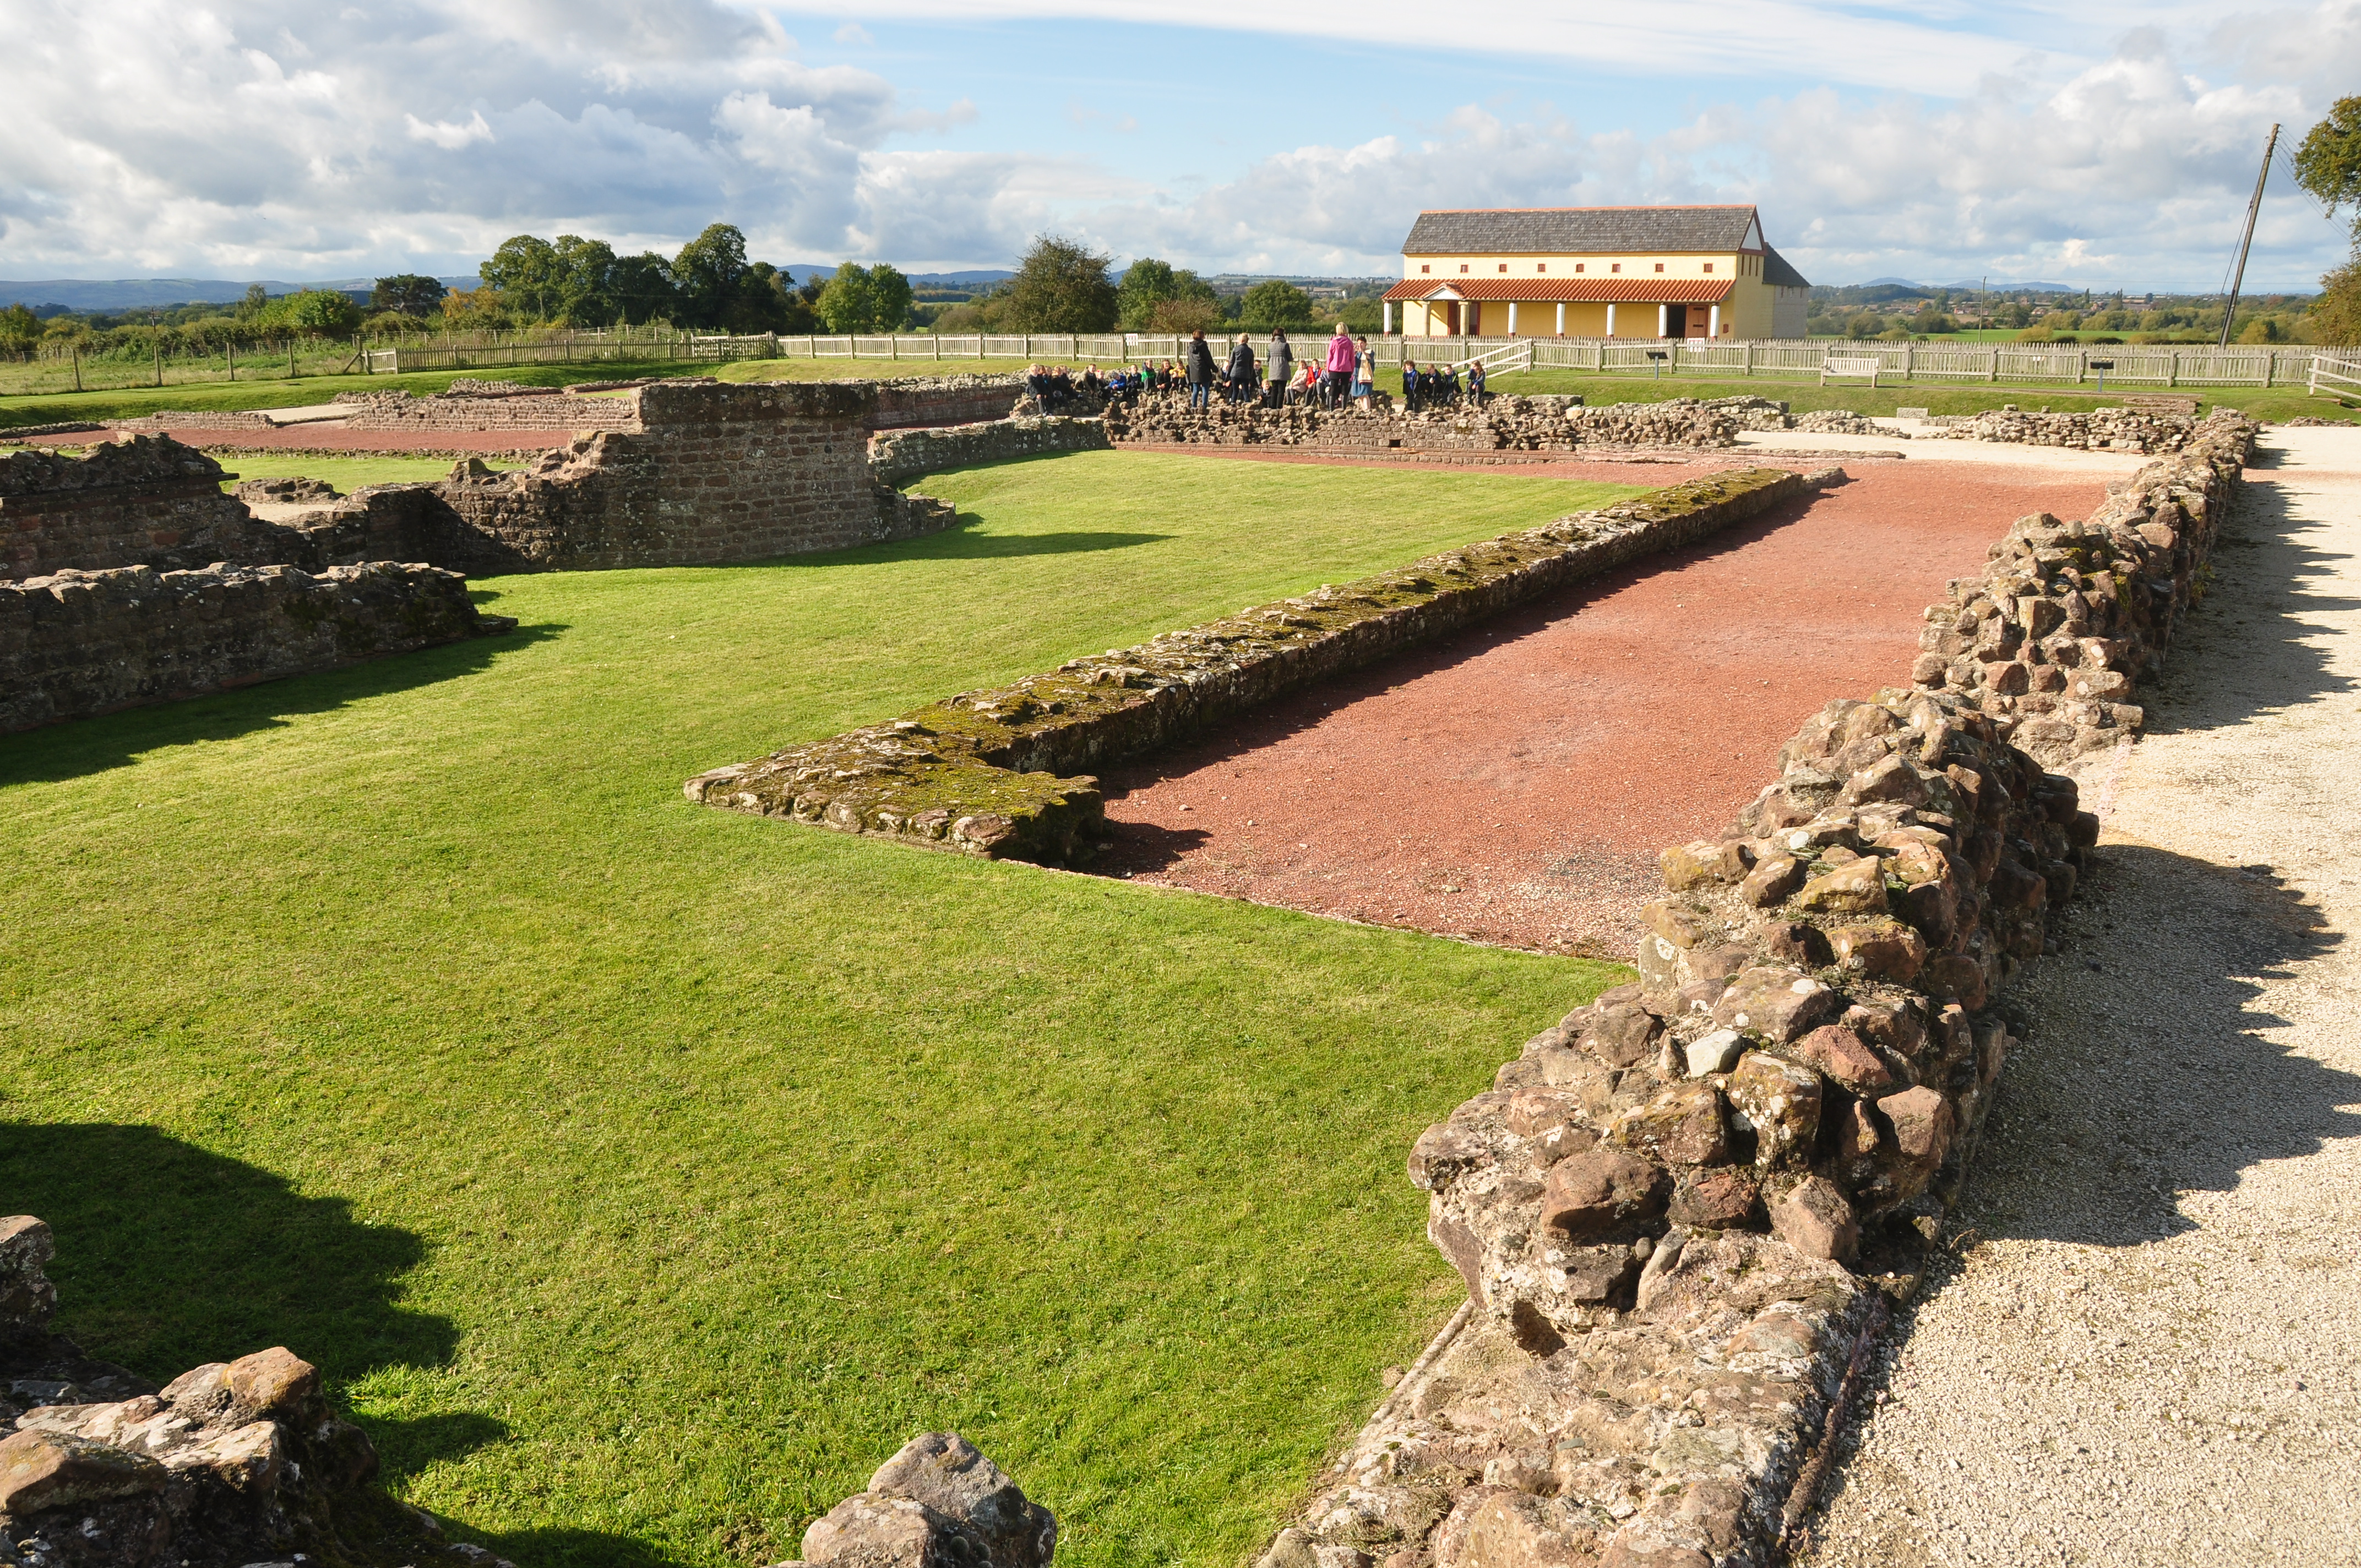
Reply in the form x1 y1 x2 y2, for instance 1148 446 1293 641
1025 327 1500 420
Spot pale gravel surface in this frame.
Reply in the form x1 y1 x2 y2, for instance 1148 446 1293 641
1800 426 2361 1566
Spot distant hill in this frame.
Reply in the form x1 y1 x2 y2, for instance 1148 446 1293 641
1856 276 2091 293
3 268 1021 313
0 276 475 311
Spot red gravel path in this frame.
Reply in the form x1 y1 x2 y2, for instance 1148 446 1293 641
1096 461 2108 956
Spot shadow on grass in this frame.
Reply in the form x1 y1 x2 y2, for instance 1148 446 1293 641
1 1124 683 1566
0 618 563 788
0 1123 456 1386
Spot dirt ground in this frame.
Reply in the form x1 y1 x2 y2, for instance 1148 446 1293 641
1095 459 2113 956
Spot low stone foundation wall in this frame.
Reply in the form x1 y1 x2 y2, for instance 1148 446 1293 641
869 374 1029 431
1 559 508 733
1105 392 1738 453
1922 407 2203 454
685 466 1832 862
1 437 304 581
329 383 644 433
1248 412 2256 1568
869 415 1111 486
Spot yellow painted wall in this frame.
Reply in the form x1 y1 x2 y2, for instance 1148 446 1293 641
1396 250 1792 337
1402 250 1746 284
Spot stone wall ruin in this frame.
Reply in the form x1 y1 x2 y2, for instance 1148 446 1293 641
1249 410 2256 1568
686 466 1837 862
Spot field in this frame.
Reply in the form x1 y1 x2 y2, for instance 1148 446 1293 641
0 451 1644 1568
1474 368 2354 423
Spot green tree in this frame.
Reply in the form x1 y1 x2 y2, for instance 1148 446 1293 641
236 284 269 320
673 224 751 328
1003 235 1118 331
864 264 913 331
2296 97 2361 243
2309 259 2361 345
480 234 564 320
268 289 363 337
610 253 678 324
815 262 887 332
371 274 448 317
551 235 619 324
0 302 38 357
1239 279 1312 330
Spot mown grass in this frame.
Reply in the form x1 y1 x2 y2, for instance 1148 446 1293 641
0 357 1041 431
209 454 518 493
0 450 1642 1568
1478 368 2350 422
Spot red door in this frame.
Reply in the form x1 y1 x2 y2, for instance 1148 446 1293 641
1445 302 1462 334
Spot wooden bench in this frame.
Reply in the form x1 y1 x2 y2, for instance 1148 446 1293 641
1820 356 1882 388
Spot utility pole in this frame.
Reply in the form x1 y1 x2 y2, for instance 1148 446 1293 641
2219 122 2281 349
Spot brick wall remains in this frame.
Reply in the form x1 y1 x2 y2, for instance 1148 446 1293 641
868 374 1029 431
328 383 646 433
2 559 509 734
1 437 303 581
868 415 1111 486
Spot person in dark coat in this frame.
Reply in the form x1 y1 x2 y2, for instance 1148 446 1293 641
1401 357 1419 411
1225 334 1256 403
1184 330 1217 408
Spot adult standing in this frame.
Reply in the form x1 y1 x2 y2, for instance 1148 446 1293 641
1264 328 1293 409
1225 333 1256 404
1185 329 1217 409
1324 322 1356 410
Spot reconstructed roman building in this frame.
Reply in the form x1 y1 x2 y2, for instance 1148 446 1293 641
1384 204 1812 340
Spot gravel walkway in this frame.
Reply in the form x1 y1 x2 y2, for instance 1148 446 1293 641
1800 427 2361 1566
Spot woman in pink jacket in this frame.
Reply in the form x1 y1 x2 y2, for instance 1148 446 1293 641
1324 323 1357 410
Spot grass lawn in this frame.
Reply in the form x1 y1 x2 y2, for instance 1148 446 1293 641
0 357 1039 432
0 450 1642 1568
1478 368 2354 423
208 454 518 493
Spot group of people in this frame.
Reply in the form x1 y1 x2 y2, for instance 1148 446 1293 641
1031 329 1490 417
1023 362 1105 411
1178 324 1381 411
1397 356 1487 412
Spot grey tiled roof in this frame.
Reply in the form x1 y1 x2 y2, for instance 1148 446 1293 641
1402 206 1763 256
1762 244 1811 288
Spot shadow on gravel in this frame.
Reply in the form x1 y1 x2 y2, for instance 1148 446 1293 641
2140 477 2361 740
1961 850 2361 1250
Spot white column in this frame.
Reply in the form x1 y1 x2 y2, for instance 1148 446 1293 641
1507 302 1519 336
1657 303 1668 337
1709 304 1721 337
1604 303 1616 337
1555 302 1565 335
1383 300 1393 335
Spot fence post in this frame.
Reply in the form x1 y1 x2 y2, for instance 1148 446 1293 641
1021 334 1030 360
1902 343 1913 380
154 338 162 388
72 348 81 393
2075 350 2085 385
1742 342 1751 377
2263 352 2275 389
1988 350 1998 384
933 333 940 361
226 343 233 382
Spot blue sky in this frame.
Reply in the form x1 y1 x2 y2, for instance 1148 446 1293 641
0 0 2354 291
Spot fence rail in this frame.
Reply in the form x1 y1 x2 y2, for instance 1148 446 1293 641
7 329 2348 403
2310 355 2361 400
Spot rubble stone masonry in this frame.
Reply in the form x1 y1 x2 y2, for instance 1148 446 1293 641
1 559 508 734
1 438 301 581
1249 411 2257 1568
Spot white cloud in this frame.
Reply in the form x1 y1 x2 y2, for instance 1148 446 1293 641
0 0 2351 286
833 21 874 45
404 111 494 149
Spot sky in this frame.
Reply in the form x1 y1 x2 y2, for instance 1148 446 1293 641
0 0 2356 291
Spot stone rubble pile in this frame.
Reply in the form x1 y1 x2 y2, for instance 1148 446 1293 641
785 1431 1057 1568
1248 413 2254 1568
0 1215 454 1568
1913 411 2255 765
1698 397 1793 433
1102 391 1739 452
1919 407 2202 454
1787 410 1896 438
688 468 1829 859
